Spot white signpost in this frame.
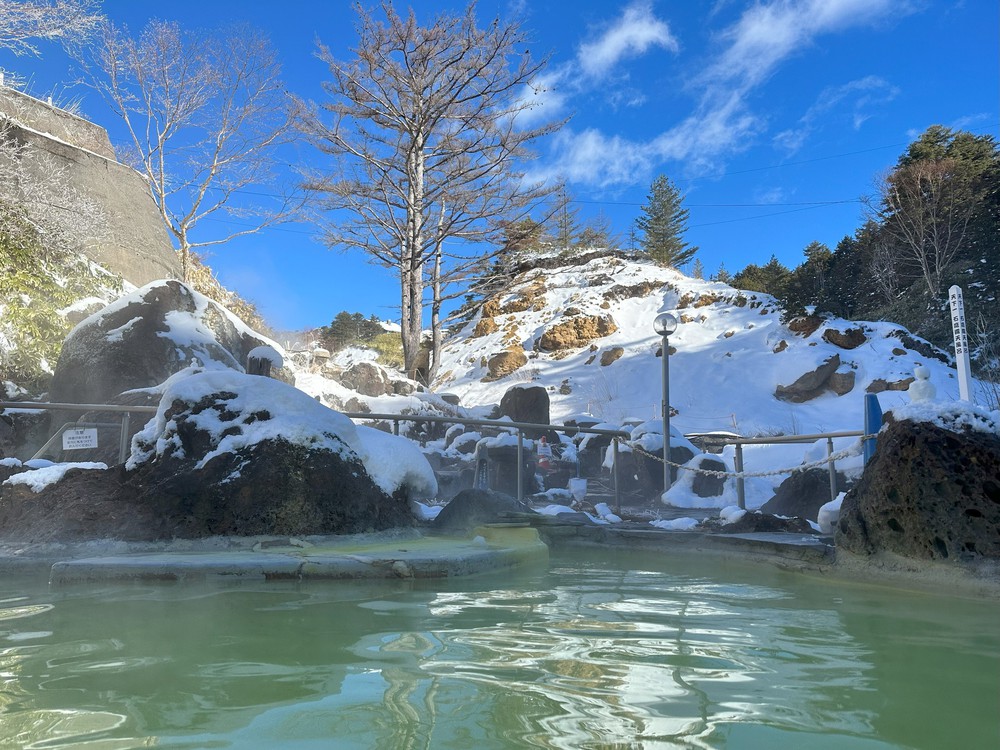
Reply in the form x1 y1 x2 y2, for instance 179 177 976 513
62 428 98 451
948 285 973 402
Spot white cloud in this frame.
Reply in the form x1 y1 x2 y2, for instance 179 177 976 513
534 0 916 189
774 76 900 154
529 128 657 188
577 1 678 79
514 71 571 128
754 186 788 204
530 93 761 189
704 0 904 89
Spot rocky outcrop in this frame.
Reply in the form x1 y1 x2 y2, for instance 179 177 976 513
49 280 280 406
537 315 617 352
837 415 1000 560
484 349 527 381
703 511 815 534
774 354 842 402
822 327 867 349
867 377 915 394
340 361 392 396
827 369 856 396
603 280 666 303
787 315 823 336
600 347 624 366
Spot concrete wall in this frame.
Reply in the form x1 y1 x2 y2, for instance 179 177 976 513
0 88 181 287
0 87 116 160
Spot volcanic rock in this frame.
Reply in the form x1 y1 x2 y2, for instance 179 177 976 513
499 384 550 428
431 488 535 532
866 377 915 394
762 467 850 521
340 361 393 397
49 280 282 406
837 415 1000 560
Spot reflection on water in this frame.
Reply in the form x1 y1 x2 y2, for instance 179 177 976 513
0 553 998 749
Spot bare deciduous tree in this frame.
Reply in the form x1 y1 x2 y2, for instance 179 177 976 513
0 0 101 57
872 158 976 298
300 1 562 378
77 20 302 281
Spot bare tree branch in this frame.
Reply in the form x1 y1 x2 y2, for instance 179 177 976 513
870 158 975 298
75 20 305 281
0 0 101 57
298 1 563 378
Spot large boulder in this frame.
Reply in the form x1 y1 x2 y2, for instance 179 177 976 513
123 371 433 537
762 468 849 521
0 371 438 541
431 488 534 532
837 406 1000 560
499 384 550 431
775 354 841 403
340 361 393 397
484 348 527 381
822 327 867 349
49 280 283 405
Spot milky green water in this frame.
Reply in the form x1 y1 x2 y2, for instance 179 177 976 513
1 550 998 749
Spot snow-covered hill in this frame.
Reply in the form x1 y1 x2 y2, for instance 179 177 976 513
433 251 977 437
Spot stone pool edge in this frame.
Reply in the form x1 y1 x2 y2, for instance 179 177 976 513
535 521 1000 599
0 523 998 598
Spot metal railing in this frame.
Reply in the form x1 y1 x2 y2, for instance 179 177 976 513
342 411 630 506
3 401 866 510
696 430 865 508
1 401 157 465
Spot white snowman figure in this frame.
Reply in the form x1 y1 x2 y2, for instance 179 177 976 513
908 365 936 402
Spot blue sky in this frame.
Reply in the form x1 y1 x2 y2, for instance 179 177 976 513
5 0 997 333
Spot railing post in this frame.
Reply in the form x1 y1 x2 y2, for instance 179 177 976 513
826 437 837 502
118 412 131 465
613 437 621 514
516 429 524 503
734 442 746 510
393 419 399 436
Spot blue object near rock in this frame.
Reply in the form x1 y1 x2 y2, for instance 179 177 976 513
863 394 882 464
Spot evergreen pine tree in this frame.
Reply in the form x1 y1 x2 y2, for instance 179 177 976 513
636 175 698 267
712 262 732 283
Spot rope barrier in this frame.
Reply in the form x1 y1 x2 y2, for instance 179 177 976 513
629 435 879 480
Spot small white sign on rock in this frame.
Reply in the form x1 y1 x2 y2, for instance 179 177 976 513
62 428 98 451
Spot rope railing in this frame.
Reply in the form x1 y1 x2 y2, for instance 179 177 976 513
2 400 874 511
630 439 874 480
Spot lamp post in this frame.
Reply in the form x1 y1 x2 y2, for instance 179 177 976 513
653 312 678 495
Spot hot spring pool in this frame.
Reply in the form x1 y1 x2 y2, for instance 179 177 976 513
1 549 998 749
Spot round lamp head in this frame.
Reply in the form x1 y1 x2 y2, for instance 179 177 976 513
653 312 678 336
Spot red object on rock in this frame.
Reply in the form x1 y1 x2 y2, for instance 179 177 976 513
537 436 552 470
